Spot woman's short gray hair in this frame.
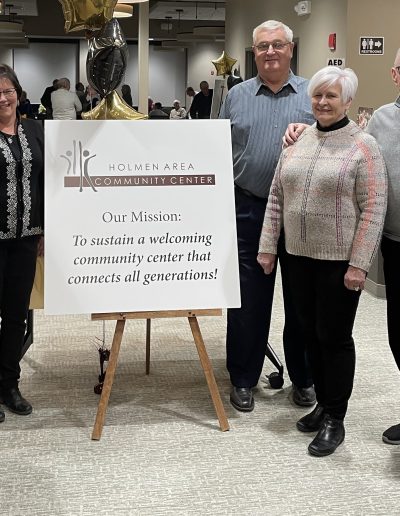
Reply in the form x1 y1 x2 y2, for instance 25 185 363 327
307 66 358 103
253 20 293 44
56 77 70 90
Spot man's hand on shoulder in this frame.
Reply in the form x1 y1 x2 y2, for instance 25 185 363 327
282 123 310 148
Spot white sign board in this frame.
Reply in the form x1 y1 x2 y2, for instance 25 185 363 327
359 37 384 55
45 120 240 315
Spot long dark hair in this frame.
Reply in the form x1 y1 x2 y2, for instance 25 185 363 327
0 63 22 100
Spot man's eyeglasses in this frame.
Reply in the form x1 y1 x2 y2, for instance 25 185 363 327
254 42 291 52
0 88 16 98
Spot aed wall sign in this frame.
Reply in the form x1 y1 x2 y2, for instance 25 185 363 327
359 37 384 55
327 58 345 68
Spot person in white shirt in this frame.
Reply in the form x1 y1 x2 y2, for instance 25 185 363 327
169 100 187 120
51 78 82 120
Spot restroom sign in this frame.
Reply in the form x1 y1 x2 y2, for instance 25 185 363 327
359 37 384 55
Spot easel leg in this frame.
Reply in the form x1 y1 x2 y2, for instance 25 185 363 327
188 316 229 431
145 318 151 375
92 318 126 440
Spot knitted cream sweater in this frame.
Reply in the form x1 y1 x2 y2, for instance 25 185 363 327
259 120 387 272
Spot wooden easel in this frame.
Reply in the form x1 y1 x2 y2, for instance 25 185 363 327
90 309 229 440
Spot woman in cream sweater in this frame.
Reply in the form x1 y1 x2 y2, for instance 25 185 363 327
258 66 387 457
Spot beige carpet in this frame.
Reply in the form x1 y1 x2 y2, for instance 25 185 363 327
1 278 400 515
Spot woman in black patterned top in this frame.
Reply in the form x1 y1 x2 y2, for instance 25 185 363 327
0 64 44 422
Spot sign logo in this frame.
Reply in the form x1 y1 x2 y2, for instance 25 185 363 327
60 140 97 192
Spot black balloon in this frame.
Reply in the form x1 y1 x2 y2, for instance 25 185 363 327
86 18 128 98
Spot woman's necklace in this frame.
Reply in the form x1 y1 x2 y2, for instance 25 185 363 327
0 119 17 144
3 133 14 144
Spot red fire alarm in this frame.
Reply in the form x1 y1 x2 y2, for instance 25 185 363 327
328 33 336 51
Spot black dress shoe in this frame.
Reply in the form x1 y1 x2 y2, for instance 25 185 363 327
382 423 400 445
0 407 4 423
1 387 32 415
308 417 345 457
296 404 325 432
292 384 316 407
230 387 254 412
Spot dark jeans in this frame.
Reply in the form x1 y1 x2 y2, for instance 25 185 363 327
381 235 400 371
285 254 360 420
226 186 312 388
0 236 39 388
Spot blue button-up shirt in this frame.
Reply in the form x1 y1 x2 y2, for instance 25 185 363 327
219 73 314 198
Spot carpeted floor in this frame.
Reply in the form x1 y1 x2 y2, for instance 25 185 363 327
1 276 400 515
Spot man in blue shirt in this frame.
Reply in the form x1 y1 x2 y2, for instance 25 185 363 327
219 20 315 412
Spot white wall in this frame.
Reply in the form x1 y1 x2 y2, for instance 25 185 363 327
13 42 78 103
0 47 13 67
185 42 225 110
187 42 225 92
79 39 88 87
147 46 186 107
9 39 210 109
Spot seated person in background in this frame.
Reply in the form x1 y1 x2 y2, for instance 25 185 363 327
51 78 82 120
18 90 32 117
169 100 187 120
121 84 133 107
149 102 168 119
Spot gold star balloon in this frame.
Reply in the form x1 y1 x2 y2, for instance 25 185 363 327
212 51 237 78
82 91 148 120
58 0 118 33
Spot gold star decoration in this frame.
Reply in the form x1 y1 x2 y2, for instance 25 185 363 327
58 0 118 33
212 51 237 78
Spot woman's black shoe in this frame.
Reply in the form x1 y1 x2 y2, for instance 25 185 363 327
1 387 32 415
296 404 325 432
308 417 345 457
0 407 5 422
382 423 400 445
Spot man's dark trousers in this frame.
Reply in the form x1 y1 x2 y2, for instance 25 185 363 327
226 186 312 388
381 235 400 371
